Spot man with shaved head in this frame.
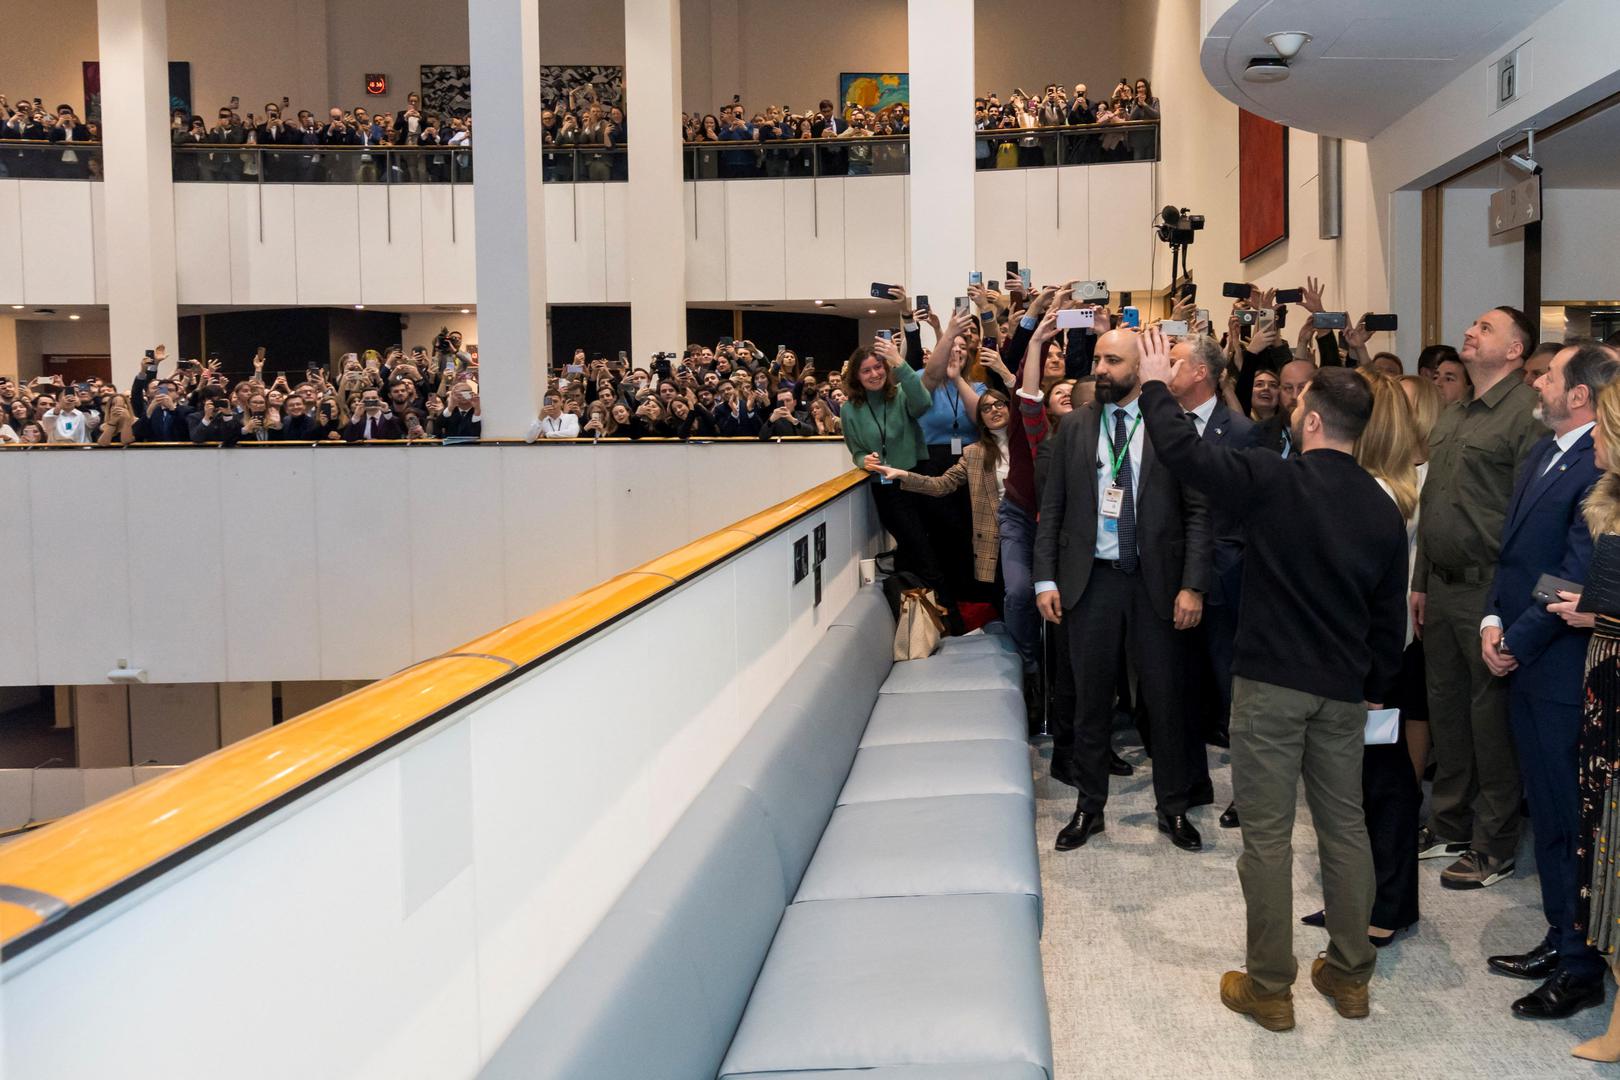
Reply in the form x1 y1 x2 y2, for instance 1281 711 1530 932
1035 327 1214 854
1412 307 1547 893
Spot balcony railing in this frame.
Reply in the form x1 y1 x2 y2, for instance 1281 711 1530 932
0 141 103 180
0 121 1157 185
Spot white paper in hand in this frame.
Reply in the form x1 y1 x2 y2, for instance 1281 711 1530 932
1364 708 1400 746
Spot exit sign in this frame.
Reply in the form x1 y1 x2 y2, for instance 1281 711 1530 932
365 74 388 96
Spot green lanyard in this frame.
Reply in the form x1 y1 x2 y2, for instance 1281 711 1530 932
1106 413 1142 482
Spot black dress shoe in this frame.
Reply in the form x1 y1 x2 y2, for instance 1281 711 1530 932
1219 802 1240 829
1158 813 1203 851
1049 755 1075 787
1108 751 1133 777
1056 810 1105 851
1208 730 1231 748
1369 923 1414 949
1488 941 1560 980
1511 971 1606 1019
1301 909 1326 928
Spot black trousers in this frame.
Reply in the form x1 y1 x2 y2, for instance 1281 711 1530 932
1064 562 1190 816
871 480 957 623
1363 639 1423 930
920 444 985 605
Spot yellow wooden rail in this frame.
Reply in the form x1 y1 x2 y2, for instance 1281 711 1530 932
0 469 868 953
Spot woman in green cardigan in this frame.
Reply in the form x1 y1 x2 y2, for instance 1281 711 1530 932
842 315 971 627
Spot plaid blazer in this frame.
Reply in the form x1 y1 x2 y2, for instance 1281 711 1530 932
900 441 1002 582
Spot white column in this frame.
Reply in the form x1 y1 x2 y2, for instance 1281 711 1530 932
468 0 549 437
626 0 688 365
97 0 179 390
906 0 976 313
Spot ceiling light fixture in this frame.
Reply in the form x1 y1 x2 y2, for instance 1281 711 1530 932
69 314 81 320
460 308 471 314
868 309 877 314
8 304 21 310
813 300 824 306
1243 57 1291 83
1264 31 1312 60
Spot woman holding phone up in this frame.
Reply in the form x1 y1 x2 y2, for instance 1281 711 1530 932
842 321 962 632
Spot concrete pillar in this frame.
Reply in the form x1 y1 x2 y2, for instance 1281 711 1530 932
468 0 550 437
906 0 976 314
97 0 180 390
626 0 688 364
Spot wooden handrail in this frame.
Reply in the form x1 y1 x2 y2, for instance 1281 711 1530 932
0 468 869 958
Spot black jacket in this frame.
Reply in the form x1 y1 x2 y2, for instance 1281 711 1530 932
1033 397 1213 621
1138 381 1408 703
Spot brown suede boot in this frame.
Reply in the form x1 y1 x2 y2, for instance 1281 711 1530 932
1311 956 1370 1019
1220 970 1295 1031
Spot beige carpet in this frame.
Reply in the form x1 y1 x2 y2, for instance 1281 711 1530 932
1034 737 1616 1079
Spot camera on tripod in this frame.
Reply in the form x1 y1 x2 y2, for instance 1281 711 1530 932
1155 206 1205 246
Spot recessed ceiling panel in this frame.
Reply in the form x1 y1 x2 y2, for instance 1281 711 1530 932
1321 17 1503 61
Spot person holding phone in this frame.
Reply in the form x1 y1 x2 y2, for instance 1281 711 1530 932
843 326 958 630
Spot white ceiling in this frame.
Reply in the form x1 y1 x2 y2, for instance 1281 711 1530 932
1200 0 1565 141
1443 101 1620 189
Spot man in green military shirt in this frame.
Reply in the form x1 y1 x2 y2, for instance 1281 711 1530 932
1411 306 1546 888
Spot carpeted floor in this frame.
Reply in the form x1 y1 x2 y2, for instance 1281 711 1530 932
1034 735 1617 1080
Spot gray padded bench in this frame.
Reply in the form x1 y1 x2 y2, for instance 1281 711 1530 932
482 587 1051 1079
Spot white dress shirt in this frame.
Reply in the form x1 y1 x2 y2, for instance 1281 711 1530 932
1035 397 1144 595
1185 393 1217 437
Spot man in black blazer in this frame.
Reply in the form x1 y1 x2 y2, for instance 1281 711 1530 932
1036 328 1213 853
1167 335 1260 806
1481 342 1618 1019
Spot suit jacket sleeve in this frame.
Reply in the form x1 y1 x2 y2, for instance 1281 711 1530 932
1504 476 1598 665
900 458 968 497
1178 476 1213 595
1034 414 1072 584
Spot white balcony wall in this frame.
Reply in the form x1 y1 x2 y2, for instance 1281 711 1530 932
0 165 1160 308
0 442 850 688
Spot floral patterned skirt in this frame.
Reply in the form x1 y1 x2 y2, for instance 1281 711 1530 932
1579 627 1620 954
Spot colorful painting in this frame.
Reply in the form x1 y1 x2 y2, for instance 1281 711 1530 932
839 72 909 123
420 64 472 119
541 65 625 113
1238 108 1289 261
82 61 191 124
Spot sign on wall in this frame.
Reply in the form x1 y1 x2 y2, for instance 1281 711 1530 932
839 72 908 124
365 74 388 97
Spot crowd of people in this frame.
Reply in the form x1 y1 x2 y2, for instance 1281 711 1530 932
838 271 1620 1053
0 330 859 446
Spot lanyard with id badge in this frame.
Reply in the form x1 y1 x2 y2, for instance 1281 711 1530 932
1101 413 1140 532
947 385 964 456
874 409 895 483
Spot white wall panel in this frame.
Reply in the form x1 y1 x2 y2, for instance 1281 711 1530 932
685 181 728 301
28 453 131 685
842 175 906 299
228 183 297 305
420 185 477 304
312 450 415 679
219 449 323 681
174 184 233 305
19 181 96 304
724 180 786 301
602 181 630 302
406 449 506 659
544 183 608 304
0 456 38 683
122 452 228 683
1024 166 1091 287
358 185 425 306
1087 161 1154 292
294 186 363 305
497 448 601 621
0 180 23 305
974 169 1028 282
1440 185 1521 340
592 443 691 572
90 182 108 305
784 178 844 300
1054 166 1092 284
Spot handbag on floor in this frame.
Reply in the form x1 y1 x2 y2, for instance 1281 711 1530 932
894 586 949 661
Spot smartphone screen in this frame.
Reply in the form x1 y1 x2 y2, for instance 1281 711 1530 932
1019 268 1032 292
968 271 983 287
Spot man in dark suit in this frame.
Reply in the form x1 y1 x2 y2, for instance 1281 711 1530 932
1481 341 1619 1019
342 389 405 442
1167 334 1260 817
1035 328 1213 853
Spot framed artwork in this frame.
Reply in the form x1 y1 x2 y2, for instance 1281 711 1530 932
541 65 625 113
420 64 472 119
1238 108 1288 261
839 72 909 123
81 61 191 124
